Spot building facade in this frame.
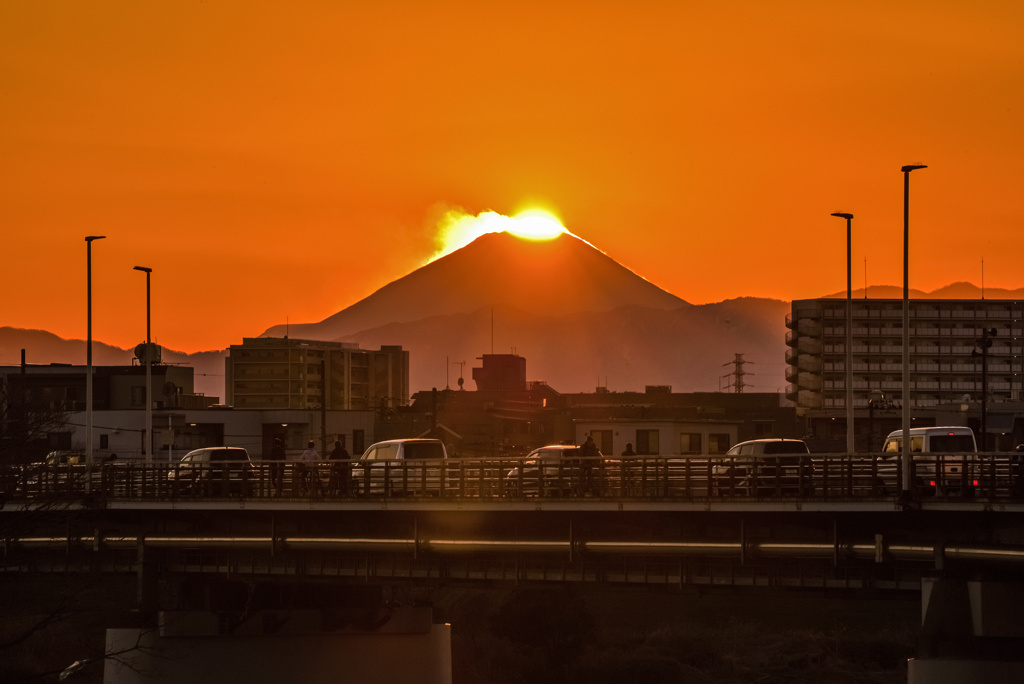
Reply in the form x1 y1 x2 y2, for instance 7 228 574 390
225 338 409 411
786 298 1024 413
0 362 216 462
572 418 739 457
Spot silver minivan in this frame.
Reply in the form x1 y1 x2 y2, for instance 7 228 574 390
352 439 449 496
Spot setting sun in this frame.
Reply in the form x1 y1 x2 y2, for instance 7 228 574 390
430 208 568 261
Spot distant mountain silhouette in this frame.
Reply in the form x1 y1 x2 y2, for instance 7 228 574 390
337 298 792 393
262 232 689 341
0 327 225 400
821 282 1024 300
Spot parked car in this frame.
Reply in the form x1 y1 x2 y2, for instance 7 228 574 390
881 426 978 496
352 439 449 496
167 447 254 496
504 444 605 497
42 450 84 465
713 438 812 496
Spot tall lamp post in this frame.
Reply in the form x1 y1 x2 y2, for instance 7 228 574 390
973 327 996 451
134 266 153 462
901 164 926 495
85 235 106 472
831 212 855 454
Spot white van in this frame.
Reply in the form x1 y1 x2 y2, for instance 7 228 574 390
882 427 977 495
352 439 449 495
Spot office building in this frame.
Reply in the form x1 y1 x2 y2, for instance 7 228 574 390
225 338 409 410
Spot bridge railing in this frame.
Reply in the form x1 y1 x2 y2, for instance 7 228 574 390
2 453 1022 503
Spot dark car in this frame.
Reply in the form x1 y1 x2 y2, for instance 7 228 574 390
167 447 253 496
504 445 605 497
713 439 812 496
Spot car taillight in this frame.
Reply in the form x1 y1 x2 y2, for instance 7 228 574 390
929 480 936 487
972 480 979 486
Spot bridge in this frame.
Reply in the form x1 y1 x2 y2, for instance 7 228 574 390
5 454 1024 682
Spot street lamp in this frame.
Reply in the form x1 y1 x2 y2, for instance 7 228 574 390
973 328 997 451
85 235 106 472
134 266 153 463
831 212 855 454
901 164 926 496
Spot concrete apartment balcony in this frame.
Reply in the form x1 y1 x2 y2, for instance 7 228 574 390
797 374 822 391
796 337 823 356
797 355 822 373
797 389 822 409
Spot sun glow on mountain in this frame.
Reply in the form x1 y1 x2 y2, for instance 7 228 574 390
430 208 569 261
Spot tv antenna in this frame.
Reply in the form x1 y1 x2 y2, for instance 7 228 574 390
451 360 466 390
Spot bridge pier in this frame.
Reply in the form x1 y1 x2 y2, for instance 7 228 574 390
136 535 159 624
105 605 450 684
909 575 1024 682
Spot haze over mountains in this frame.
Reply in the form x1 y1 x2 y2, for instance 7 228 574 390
4 230 1022 399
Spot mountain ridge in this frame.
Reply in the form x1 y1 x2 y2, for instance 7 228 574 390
262 231 689 341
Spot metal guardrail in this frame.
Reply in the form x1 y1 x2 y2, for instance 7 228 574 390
2 453 1022 503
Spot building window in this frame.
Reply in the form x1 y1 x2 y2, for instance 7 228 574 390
679 433 702 454
708 433 731 454
636 429 660 455
100 434 109 449
131 386 145 407
353 429 365 455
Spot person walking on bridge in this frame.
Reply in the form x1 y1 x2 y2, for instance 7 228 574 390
297 440 320 496
578 435 600 496
268 437 286 496
329 440 351 496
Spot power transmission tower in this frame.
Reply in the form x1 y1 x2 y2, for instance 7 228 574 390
721 353 753 393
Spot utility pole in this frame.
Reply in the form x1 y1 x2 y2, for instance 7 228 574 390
320 359 328 454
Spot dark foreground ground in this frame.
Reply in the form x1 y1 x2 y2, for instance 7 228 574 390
2 576 917 683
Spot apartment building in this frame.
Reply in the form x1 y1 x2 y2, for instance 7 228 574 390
224 338 409 410
786 298 1024 413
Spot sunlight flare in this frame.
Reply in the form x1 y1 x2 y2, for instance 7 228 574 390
430 208 569 261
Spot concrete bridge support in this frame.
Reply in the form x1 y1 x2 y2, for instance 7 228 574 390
104 605 450 684
908 576 1024 682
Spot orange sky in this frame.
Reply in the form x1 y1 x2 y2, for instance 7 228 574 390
3 2 1023 356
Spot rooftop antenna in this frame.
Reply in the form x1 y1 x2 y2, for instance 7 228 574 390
982 258 985 300
491 307 494 354
863 258 868 299
451 360 465 390
285 316 289 340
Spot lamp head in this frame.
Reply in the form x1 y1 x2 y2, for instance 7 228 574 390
901 164 927 173
133 266 152 274
85 235 106 242
831 212 854 220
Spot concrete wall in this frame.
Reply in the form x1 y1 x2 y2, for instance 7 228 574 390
104 616 450 684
